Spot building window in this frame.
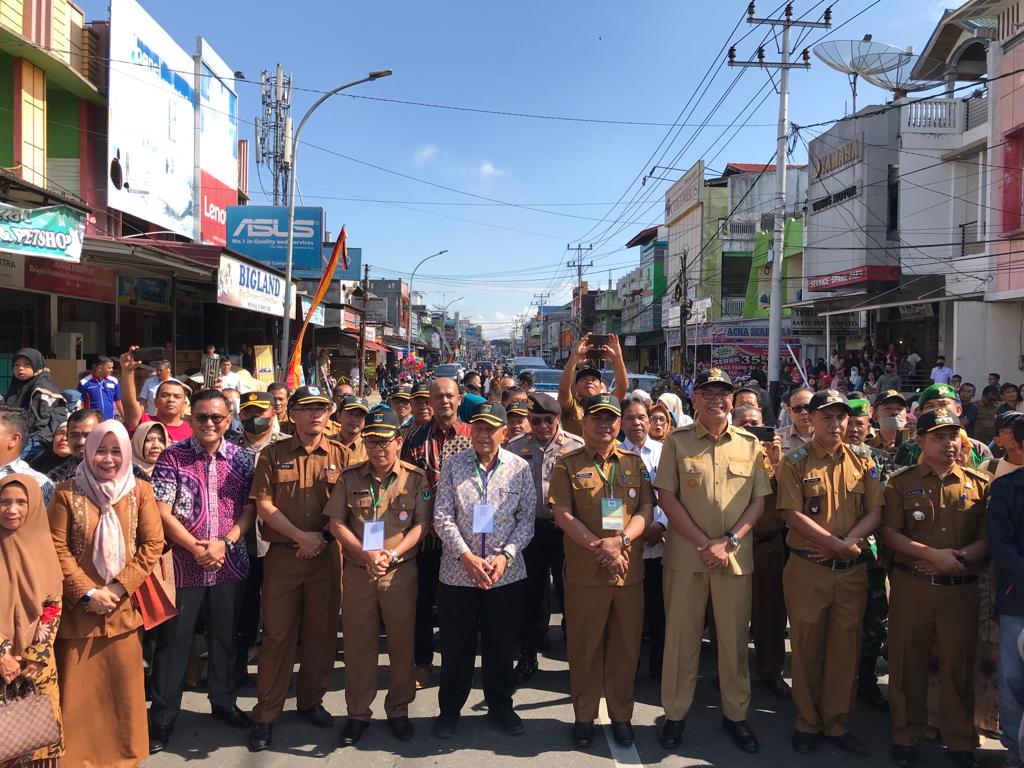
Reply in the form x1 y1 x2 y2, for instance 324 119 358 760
886 164 899 239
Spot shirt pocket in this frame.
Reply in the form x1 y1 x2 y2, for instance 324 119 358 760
802 478 827 516
726 460 752 494
846 472 865 517
902 497 933 534
616 472 641 513
680 457 706 492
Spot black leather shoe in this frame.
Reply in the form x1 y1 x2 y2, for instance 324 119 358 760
247 722 272 752
949 752 978 768
761 673 792 699
433 712 459 739
660 719 685 749
298 704 335 728
859 681 889 710
212 704 252 729
892 746 918 767
339 718 369 746
792 731 817 754
723 718 759 753
572 721 594 748
489 707 525 736
827 731 870 757
611 720 634 746
515 655 539 684
148 724 172 754
388 716 414 741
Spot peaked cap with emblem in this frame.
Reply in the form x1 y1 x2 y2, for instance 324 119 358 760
410 382 431 399
389 385 413 401
877 388 907 406
362 407 401 438
694 367 734 391
583 393 621 416
915 407 960 434
470 401 507 426
506 400 529 417
240 391 272 410
808 389 853 415
288 385 331 408
340 395 370 413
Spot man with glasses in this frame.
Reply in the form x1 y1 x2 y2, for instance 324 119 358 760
247 386 350 752
407 383 434 436
655 369 772 754
149 390 257 752
389 385 414 429
504 399 531 444
330 395 370 463
326 409 431 746
509 392 583 682
777 387 814 452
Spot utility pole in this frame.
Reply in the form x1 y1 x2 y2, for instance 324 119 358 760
567 244 593 335
675 248 690 376
357 263 369 396
532 292 550 362
729 2 829 412
254 65 293 206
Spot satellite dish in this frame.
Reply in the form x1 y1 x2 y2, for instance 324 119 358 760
861 54 946 99
814 40 910 112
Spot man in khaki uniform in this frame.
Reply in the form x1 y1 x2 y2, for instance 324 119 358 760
330 395 369 463
881 408 990 768
557 333 628 436
247 386 350 752
654 368 772 754
777 389 883 757
549 394 653 750
327 409 431 746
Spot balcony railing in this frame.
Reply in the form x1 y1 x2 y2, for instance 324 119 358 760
904 99 962 131
721 296 746 318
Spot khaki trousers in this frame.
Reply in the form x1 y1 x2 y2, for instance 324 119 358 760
341 559 418 720
783 554 867 736
564 581 643 722
661 568 752 722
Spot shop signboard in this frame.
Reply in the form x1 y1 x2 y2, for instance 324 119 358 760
0 252 24 288
196 39 238 246
807 265 900 292
25 256 116 303
300 295 326 327
118 276 171 311
254 345 275 386
107 0 196 238
226 206 323 270
365 296 387 324
710 342 802 379
0 202 86 262
216 253 286 317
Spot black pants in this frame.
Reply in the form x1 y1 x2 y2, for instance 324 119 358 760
236 554 263 653
520 521 565 656
438 580 526 716
415 547 442 666
642 557 665 677
149 581 244 728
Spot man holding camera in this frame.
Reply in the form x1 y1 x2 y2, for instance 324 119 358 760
557 333 628 437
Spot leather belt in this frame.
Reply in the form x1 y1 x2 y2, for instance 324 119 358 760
754 530 783 544
893 561 978 587
791 548 869 571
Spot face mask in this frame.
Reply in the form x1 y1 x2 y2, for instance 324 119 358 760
242 415 273 435
879 414 907 432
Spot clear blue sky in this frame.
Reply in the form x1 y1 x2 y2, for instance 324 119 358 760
80 0 948 337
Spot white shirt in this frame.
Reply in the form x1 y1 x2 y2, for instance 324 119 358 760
620 437 667 559
139 375 162 416
0 459 54 505
930 365 954 384
350 366 361 384
219 371 240 392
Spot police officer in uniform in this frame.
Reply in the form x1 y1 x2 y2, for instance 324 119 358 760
331 395 369 463
326 409 431 746
655 369 772 754
247 386 350 752
549 394 653 749
881 408 990 768
509 392 583 682
777 390 883 757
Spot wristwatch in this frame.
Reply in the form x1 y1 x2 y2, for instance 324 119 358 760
221 535 237 553
497 546 515 563
387 549 401 565
618 532 632 549
725 532 741 551
82 588 97 604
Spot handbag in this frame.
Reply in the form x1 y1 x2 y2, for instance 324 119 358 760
130 481 178 630
0 681 61 763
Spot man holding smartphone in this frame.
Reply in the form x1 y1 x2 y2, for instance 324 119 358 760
557 333 629 437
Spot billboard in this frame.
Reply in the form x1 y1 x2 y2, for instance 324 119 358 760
118 276 171 311
196 39 238 246
226 206 323 270
107 0 196 238
0 202 85 262
216 254 286 317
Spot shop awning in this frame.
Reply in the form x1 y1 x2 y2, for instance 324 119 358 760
366 340 390 353
84 236 212 277
786 275 983 316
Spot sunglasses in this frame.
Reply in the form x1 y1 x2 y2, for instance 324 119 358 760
528 415 557 425
790 404 810 413
194 413 228 424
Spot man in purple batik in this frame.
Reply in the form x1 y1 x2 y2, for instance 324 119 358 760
147 389 257 752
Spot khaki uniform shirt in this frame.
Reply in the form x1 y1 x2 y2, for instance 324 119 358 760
883 463 989 571
547 444 654 587
776 441 884 550
325 459 431 565
508 430 585 520
777 424 811 453
250 434 350 543
751 450 784 539
559 391 585 437
654 421 772 574
339 434 368 465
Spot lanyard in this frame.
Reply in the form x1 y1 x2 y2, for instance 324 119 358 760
593 458 617 499
473 457 501 503
367 474 395 519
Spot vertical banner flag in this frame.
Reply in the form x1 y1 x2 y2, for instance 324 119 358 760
286 227 347 388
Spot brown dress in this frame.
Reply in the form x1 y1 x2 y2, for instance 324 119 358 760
49 480 163 768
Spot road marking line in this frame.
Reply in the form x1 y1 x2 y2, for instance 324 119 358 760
598 697 644 766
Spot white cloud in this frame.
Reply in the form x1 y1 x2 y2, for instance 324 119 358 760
413 144 439 164
478 161 504 180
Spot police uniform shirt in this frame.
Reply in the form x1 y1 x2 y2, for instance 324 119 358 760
654 421 772 574
325 459 431 563
777 424 811 453
776 441 884 550
882 463 988 570
547 444 653 587
250 434 350 543
509 430 584 520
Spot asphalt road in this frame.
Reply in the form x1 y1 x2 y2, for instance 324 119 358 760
145 622 1006 768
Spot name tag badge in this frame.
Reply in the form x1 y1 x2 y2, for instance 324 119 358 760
276 462 295 470
362 520 385 551
602 498 625 531
473 503 495 534
802 476 820 485
574 471 594 479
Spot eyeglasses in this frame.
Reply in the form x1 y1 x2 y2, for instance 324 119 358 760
364 439 396 451
790 404 810 413
194 413 227 424
698 390 732 401
529 415 557 426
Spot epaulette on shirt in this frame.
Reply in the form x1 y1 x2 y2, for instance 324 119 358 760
887 465 913 481
850 442 872 459
560 445 586 460
785 446 808 463
963 465 991 484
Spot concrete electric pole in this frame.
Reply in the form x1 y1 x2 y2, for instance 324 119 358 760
567 244 593 334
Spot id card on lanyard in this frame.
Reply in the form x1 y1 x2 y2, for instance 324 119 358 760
595 459 624 531
473 459 500 553
362 476 393 552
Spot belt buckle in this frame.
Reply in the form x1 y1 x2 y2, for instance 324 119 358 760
830 560 850 571
929 575 946 586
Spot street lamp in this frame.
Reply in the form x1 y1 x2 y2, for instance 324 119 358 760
405 249 448 359
279 69 393 374
433 296 463 361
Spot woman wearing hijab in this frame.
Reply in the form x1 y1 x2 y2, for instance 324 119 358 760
6 348 68 460
0 475 65 767
29 421 71 476
130 421 169 480
48 420 163 768
656 392 693 429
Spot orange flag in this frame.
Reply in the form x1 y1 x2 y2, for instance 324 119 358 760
286 227 347 389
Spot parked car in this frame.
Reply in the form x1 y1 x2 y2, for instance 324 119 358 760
477 361 494 374
512 356 548 375
434 363 462 382
615 373 661 394
524 368 562 393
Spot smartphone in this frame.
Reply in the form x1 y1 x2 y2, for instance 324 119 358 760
587 334 608 362
747 425 776 443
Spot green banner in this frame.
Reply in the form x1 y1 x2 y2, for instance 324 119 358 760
744 218 802 319
0 201 86 262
